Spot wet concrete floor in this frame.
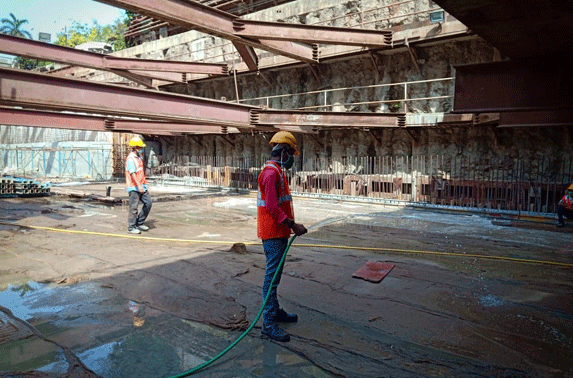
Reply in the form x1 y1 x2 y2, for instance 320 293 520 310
0 281 328 378
0 183 572 377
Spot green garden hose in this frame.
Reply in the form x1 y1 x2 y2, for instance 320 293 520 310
168 234 298 377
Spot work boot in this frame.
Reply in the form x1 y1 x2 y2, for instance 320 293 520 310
277 308 298 323
137 224 149 231
129 228 141 234
261 324 290 342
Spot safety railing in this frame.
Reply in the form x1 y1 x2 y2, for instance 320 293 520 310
149 154 573 215
238 77 454 112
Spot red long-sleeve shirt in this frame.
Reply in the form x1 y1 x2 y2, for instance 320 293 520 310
259 166 289 225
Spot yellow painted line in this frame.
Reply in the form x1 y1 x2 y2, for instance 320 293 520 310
1 221 572 268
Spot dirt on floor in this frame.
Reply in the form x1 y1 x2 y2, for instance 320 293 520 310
0 182 572 378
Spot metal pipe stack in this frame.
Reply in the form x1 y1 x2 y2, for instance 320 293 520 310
0 176 50 198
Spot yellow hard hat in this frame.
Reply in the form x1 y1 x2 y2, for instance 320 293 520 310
129 136 146 148
269 131 299 155
568 183 573 191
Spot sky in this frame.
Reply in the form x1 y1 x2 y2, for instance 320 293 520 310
2 0 125 42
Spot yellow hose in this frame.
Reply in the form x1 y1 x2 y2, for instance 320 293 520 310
1 221 572 268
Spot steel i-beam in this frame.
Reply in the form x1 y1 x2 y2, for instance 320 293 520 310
0 34 228 77
233 19 392 47
453 59 573 113
94 0 317 64
0 67 255 128
249 109 402 128
0 107 243 134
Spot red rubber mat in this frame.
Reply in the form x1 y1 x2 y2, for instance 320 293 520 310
352 261 395 283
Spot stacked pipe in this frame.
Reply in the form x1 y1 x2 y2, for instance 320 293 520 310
0 176 51 198
0 177 14 196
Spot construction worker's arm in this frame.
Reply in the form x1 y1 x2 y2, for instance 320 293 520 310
131 172 145 193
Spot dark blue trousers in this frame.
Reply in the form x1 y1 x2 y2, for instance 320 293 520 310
262 237 288 328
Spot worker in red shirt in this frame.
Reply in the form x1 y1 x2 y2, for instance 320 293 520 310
557 184 573 227
257 131 307 342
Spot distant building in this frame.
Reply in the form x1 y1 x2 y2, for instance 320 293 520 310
0 54 13 68
38 32 51 43
75 42 113 54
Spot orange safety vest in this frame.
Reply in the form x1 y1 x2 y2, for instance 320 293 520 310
257 161 294 240
125 152 147 188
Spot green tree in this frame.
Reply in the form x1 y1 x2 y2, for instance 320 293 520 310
0 13 40 69
55 16 128 52
0 13 32 38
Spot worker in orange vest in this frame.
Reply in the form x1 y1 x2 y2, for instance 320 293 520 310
258 131 307 342
125 136 152 234
557 184 573 227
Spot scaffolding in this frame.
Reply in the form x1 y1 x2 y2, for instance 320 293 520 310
0 144 114 181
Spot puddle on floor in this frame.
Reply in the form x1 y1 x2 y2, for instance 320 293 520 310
0 281 333 378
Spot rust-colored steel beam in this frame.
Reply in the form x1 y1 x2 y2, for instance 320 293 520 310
0 107 111 131
109 69 155 88
496 110 573 128
94 0 317 64
0 34 228 76
105 120 241 134
432 0 573 59
0 67 255 128
128 70 186 83
232 41 258 71
453 59 573 113
250 109 402 128
50 66 185 86
233 19 392 47
0 107 243 134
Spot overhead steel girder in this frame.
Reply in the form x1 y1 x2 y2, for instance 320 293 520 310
249 109 402 128
496 110 573 128
453 59 573 113
232 42 258 71
0 67 255 128
431 0 573 60
106 120 280 133
51 66 186 85
233 20 392 48
108 69 154 88
127 70 185 84
0 107 243 134
94 0 317 63
0 34 228 76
